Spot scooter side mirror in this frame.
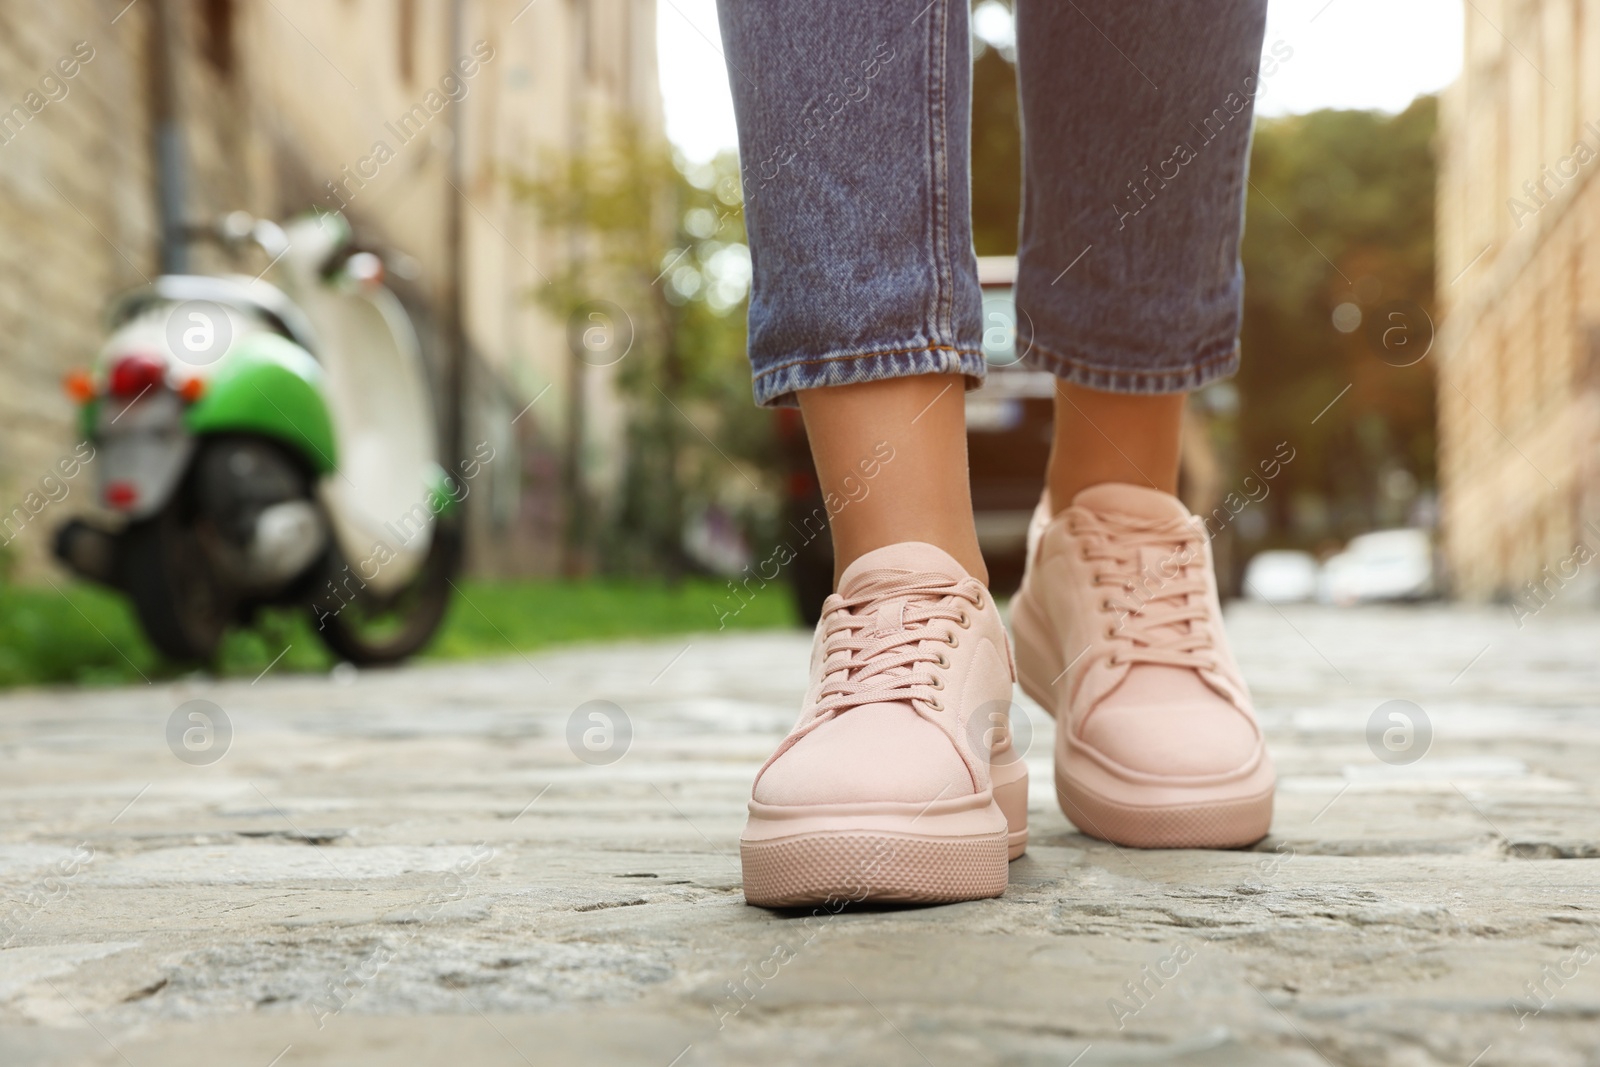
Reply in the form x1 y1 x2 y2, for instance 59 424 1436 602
339 252 385 289
250 219 290 261
219 211 256 244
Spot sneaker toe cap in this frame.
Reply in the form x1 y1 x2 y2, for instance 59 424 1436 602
754 704 973 806
1079 700 1262 778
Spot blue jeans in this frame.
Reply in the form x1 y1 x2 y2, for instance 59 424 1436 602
716 0 1269 407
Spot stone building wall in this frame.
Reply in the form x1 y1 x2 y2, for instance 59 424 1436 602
0 2 159 574
1436 0 1600 607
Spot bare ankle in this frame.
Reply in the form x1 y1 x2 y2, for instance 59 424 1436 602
797 375 989 587
1047 383 1185 512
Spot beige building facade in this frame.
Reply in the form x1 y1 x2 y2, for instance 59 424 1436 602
0 0 660 578
1436 0 1600 607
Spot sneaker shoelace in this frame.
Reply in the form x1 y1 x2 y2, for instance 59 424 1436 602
1070 510 1217 672
812 570 981 718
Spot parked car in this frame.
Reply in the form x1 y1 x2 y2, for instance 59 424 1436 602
779 256 1053 624
1319 528 1437 604
1242 550 1319 603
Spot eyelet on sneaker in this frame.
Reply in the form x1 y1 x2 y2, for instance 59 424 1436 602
1103 624 1119 639
927 697 945 712
934 652 949 669
930 671 946 686
957 610 972 628
944 631 960 647
972 591 985 610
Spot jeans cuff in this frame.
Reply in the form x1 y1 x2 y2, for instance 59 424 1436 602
1019 338 1240 396
752 344 988 408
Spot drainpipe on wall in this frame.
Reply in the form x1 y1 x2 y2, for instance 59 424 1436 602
561 0 591 577
443 0 468 517
149 0 187 274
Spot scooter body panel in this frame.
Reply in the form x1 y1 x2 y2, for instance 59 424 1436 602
281 220 440 595
94 390 196 521
182 332 337 474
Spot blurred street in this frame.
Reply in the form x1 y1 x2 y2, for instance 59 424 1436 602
1 602 1598 1067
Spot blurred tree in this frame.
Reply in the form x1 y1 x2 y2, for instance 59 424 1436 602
513 120 775 577
1235 97 1437 556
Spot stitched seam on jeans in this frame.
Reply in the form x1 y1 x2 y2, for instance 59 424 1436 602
1024 339 1238 382
923 0 946 345
751 344 984 383
935 0 951 339
921 4 938 343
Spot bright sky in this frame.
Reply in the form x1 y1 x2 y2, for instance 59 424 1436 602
657 0 1465 162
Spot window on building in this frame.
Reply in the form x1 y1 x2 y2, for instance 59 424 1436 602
200 0 234 77
578 0 594 81
399 0 417 82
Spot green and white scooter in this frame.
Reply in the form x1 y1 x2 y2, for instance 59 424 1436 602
55 211 462 664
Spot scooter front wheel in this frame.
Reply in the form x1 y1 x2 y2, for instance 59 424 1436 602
309 518 460 666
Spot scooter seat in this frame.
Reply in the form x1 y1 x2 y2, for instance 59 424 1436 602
108 275 322 360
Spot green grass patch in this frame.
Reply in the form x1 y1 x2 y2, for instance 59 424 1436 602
0 577 797 690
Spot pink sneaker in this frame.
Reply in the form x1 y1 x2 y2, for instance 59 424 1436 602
740 542 1028 907
1010 485 1273 848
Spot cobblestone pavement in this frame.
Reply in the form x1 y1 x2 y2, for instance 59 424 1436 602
1 603 1598 1066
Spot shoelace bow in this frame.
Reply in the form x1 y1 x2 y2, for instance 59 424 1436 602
811 569 980 718
1071 511 1217 672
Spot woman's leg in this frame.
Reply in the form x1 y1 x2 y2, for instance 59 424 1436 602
717 0 1023 908
1010 0 1277 850
1011 0 1267 509
716 0 987 580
